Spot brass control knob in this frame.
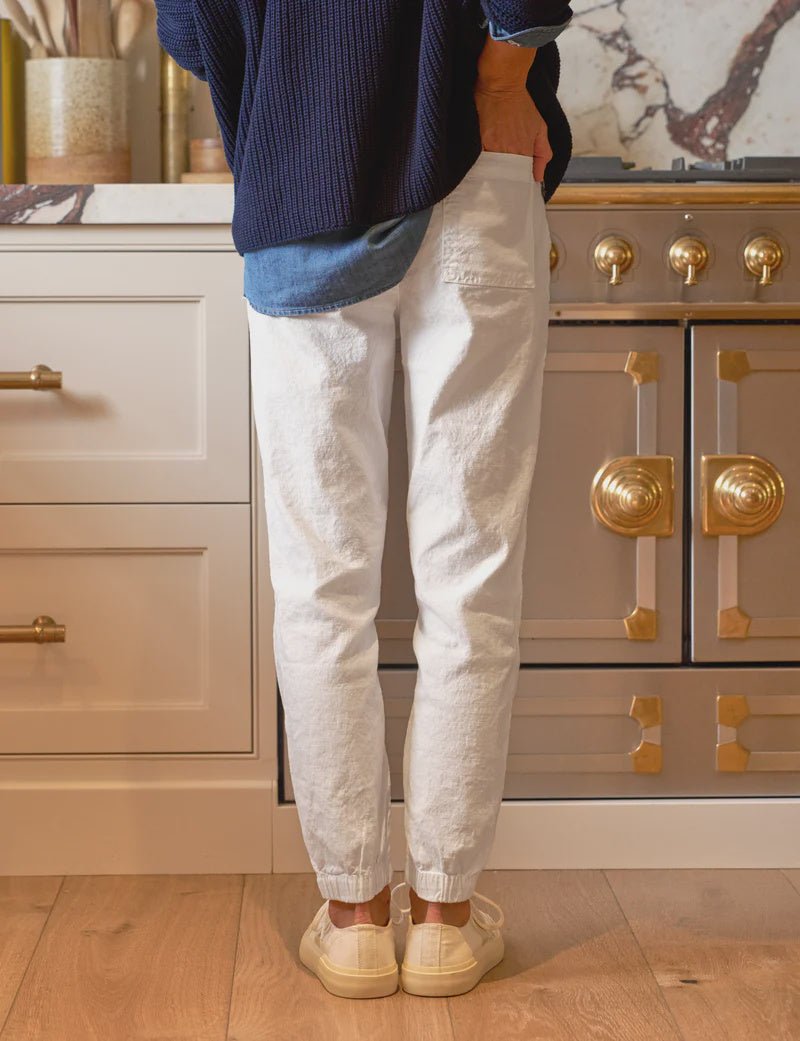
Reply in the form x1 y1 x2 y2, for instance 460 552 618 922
744 236 783 286
594 236 634 286
549 242 558 272
669 236 709 286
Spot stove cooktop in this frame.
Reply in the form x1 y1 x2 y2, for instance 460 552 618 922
562 156 800 183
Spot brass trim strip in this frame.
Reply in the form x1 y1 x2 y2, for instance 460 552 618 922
550 304 800 320
549 183 800 206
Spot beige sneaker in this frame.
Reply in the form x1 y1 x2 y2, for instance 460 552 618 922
392 881 505 997
298 892 408 999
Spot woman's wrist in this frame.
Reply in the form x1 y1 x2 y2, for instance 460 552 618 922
476 37 537 92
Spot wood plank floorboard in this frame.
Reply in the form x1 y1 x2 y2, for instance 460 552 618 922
1 869 797 1040
605 868 800 1041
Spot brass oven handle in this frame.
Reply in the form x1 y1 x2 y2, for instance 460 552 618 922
594 236 634 286
0 615 66 643
701 454 785 535
669 236 709 286
591 456 675 537
0 364 62 389
743 236 783 287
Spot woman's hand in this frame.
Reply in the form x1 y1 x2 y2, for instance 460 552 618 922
473 84 553 183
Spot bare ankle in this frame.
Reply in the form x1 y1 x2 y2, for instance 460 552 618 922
328 884 390 928
409 887 471 927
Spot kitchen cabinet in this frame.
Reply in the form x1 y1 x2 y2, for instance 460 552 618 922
0 250 249 503
0 226 274 874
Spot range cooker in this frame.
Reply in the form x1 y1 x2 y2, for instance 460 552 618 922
281 157 800 807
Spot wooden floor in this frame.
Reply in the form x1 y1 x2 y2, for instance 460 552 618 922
1 868 799 1040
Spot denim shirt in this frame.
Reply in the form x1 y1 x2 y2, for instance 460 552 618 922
243 14 571 318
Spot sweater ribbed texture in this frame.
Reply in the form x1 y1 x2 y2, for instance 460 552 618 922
155 0 573 257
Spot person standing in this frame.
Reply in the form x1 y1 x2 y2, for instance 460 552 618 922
155 0 572 999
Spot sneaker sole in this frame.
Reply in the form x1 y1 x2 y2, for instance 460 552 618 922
400 934 504 997
299 929 399 999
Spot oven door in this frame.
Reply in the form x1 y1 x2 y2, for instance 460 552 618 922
377 323 685 665
692 323 800 662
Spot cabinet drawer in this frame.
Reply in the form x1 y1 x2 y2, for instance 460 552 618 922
0 503 252 754
0 251 249 503
281 666 800 803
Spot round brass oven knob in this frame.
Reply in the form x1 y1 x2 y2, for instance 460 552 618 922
669 236 709 286
594 236 634 286
744 236 783 286
550 242 558 272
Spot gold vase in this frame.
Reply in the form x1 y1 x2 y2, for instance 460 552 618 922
160 51 191 183
25 57 130 184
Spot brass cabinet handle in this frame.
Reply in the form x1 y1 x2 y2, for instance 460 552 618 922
549 242 558 272
591 456 675 537
0 615 66 643
701 454 785 535
0 364 62 390
593 236 634 286
668 235 709 286
743 236 783 286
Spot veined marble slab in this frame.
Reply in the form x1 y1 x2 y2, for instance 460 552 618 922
561 0 800 166
0 184 235 225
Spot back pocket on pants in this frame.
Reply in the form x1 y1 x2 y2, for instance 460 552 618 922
440 150 537 290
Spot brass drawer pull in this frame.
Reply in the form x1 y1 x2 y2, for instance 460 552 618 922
0 615 66 643
0 364 62 390
701 454 784 535
591 455 675 537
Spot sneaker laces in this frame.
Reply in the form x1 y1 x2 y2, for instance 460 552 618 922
389 880 412 926
469 890 505 932
388 880 505 931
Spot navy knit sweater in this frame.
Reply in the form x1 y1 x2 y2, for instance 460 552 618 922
155 0 573 257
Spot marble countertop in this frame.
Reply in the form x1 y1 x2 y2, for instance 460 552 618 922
0 184 235 225
1 182 799 227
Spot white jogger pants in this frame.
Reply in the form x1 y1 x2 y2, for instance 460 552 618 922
247 150 552 903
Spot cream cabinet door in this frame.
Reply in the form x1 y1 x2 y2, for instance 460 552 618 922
692 324 800 661
0 251 249 503
0 504 252 754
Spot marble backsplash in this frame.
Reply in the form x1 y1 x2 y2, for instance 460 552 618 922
559 0 800 166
